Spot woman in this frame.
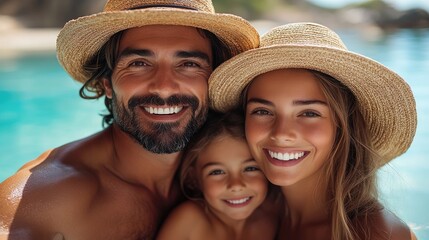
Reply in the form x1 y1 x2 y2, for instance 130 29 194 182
208 22 417 240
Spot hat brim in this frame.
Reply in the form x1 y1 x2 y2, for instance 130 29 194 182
57 8 259 82
208 45 417 164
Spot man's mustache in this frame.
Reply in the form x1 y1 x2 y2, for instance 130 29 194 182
128 94 199 111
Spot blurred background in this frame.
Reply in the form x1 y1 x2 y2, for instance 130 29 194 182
1 0 429 28
1 0 428 239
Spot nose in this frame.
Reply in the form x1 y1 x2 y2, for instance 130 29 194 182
228 174 245 192
148 67 180 98
270 117 297 142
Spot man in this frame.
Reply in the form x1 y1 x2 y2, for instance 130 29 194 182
0 0 259 239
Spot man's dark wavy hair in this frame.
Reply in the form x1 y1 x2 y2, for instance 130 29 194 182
79 28 232 127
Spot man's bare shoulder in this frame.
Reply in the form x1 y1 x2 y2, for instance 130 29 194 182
0 131 110 238
1 129 110 203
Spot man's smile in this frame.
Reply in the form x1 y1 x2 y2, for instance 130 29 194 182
144 106 184 115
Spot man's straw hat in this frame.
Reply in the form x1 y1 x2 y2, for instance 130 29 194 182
56 0 259 83
209 22 417 164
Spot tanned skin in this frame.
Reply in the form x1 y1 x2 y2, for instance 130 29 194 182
0 25 213 240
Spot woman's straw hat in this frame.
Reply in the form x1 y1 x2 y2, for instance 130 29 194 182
209 22 417 164
56 0 259 83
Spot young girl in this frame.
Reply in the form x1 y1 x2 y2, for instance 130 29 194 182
208 23 418 240
156 111 280 240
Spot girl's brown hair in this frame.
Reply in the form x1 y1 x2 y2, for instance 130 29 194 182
179 110 246 200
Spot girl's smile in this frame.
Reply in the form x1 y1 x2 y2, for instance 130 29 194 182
196 134 268 220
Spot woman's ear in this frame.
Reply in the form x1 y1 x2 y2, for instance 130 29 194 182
102 77 113 99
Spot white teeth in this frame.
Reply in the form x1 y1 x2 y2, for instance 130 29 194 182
268 151 305 161
144 106 183 115
226 197 250 205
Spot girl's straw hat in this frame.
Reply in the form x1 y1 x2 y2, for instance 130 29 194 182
209 22 417 164
56 0 259 83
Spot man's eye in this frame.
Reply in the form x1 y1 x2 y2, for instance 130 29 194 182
209 169 224 176
183 62 200 68
129 61 148 67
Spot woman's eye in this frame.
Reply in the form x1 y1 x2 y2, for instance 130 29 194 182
209 169 224 176
301 111 321 117
250 109 271 115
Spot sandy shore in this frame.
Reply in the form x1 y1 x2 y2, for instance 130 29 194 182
0 19 381 59
0 28 60 58
0 20 279 58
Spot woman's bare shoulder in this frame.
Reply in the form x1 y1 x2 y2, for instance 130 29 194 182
360 208 413 240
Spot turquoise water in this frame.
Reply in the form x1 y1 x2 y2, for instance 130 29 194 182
1 29 428 239
0 53 104 178
342 29 429 239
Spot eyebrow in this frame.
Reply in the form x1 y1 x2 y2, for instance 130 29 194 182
117 48 153 60
293 100 328 105
247 98 327 106
247 98 273 106
201 158 256 169
117 48 211 65
176 50 211 65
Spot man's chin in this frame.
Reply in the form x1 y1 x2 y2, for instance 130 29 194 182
142 141 186 154
135 131 190 154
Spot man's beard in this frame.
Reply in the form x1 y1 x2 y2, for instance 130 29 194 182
111 92 208 154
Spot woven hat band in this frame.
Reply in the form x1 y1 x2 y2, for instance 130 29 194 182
104 0 214 13
128 5 197 11
260 23 348 50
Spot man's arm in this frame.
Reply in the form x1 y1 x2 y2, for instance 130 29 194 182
0 151 95 240
0 231 65 240
0 169 32 238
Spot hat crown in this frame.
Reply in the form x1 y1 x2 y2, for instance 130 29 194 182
261 22 347 50
104 0 215 13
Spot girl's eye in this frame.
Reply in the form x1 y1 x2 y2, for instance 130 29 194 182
244 166 260 172
208 169 224 176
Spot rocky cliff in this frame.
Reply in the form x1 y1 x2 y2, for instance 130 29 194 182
0 0 105 28
0 0 428 29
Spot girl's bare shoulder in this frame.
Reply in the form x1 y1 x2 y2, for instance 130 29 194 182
169 200 208 220
156 201 210 240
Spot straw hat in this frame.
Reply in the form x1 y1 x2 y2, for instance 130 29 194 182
209 22 417 164
57 0 259 83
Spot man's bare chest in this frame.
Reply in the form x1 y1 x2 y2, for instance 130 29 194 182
59 190 164 240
